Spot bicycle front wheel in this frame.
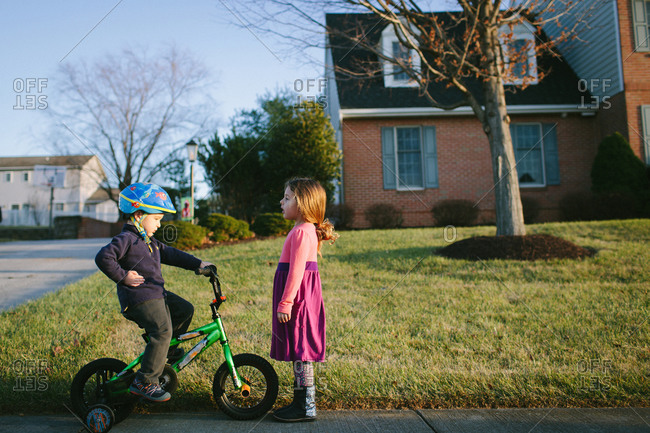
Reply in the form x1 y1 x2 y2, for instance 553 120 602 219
213 353 278 420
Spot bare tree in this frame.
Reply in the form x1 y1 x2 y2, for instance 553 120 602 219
52 46 217 202
231 0 603 235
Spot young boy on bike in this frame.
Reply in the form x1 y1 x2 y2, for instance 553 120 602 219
96 183 213 402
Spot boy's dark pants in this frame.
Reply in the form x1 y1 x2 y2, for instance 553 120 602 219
123 292 194 385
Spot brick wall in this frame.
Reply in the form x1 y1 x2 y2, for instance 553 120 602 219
617 0 650 160
77 217 123 238
341 113 598 228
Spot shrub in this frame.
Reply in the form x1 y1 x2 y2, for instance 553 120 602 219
364 203 403 229
251 213 294 237
157 220 207 250
325 203 355 229
560 191 641 221
54 216 82 239
521 196 541 224
204 213 253 242
591 132 649 196
431 199 479 227
560 192 596 221
0 226 51 241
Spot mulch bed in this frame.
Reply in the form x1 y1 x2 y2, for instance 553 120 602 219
438 234 596 261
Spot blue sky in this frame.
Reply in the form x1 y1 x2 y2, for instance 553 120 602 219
0 0 323 159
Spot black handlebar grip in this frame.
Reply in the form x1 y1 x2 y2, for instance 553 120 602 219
195 265 217 276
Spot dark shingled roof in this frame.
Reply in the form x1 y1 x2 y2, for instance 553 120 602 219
326 13 588 110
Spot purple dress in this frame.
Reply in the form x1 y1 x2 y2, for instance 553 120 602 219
270 261 326 362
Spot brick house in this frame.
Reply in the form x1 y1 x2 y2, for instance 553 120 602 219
545 0 650 164
325 5 646 228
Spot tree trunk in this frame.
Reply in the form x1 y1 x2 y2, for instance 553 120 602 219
482 76 526 236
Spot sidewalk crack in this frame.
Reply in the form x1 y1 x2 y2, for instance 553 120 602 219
413 409 439 433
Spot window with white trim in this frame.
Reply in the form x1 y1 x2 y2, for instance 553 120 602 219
381 24 421 88
641 105 650 164
632 0 650 52
4 172 12 183
511 124 545 186
23 172 30 182
395 127 424 188
510 123 561 187
381 125 438 190
500 22 538 85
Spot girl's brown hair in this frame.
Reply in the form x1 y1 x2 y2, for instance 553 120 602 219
285 177 338 252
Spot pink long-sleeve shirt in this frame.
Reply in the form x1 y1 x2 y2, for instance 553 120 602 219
277 223 318 315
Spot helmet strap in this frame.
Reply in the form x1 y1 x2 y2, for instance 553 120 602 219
130 214 153 252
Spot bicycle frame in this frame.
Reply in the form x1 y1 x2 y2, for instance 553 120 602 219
106 266 245 396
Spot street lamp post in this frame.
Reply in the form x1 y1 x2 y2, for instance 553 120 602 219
186 139 198 224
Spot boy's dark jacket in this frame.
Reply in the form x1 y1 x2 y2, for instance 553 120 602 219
96 224 201 312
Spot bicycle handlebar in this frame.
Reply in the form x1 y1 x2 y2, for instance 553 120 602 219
195 265 217 277
195 265 224 313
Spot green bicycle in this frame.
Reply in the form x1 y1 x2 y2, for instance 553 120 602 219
70 265 278 427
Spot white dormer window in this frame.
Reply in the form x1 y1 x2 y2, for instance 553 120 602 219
500 21 538 85
381 23 420 88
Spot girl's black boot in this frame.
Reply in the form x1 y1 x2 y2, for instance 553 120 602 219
272 380 298 417
272 386 316 422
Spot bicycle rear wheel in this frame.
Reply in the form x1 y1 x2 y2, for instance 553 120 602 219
70 358 136 424
213 353 278 420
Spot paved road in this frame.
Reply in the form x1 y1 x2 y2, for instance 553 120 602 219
1 408 649 432
0 238 110 312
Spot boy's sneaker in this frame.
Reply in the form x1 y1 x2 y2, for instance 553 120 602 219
129 377 171 402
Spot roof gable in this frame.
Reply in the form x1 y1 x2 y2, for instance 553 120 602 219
0 155 95 169
326 13 588 110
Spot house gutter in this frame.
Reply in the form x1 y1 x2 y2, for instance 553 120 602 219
340 105 596 119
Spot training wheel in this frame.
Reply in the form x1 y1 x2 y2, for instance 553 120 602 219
84 404 115 433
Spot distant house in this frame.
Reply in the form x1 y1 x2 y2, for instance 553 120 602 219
325 8 643 228
0 155 118 226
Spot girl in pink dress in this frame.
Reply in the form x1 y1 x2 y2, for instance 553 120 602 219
270 178 338 422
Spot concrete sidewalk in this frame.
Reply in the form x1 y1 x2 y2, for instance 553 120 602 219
2 408 649 433
0 238 110 312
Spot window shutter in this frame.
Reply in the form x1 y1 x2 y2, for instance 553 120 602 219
632 0 650 51
542 123 560 185
381 127 397 189
422 126 438 188
641 105 650 164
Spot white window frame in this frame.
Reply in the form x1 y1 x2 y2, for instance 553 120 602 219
511 122 546 187
381 23 421 88
499 21 539 85
4 172 12 183
23 172 30 182
394 126 425 191
632 0 650 52
641 105 650 164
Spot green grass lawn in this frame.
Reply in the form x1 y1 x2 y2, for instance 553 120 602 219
1 219 648 414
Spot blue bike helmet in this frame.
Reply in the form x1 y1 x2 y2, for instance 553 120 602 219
118 183 176 214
